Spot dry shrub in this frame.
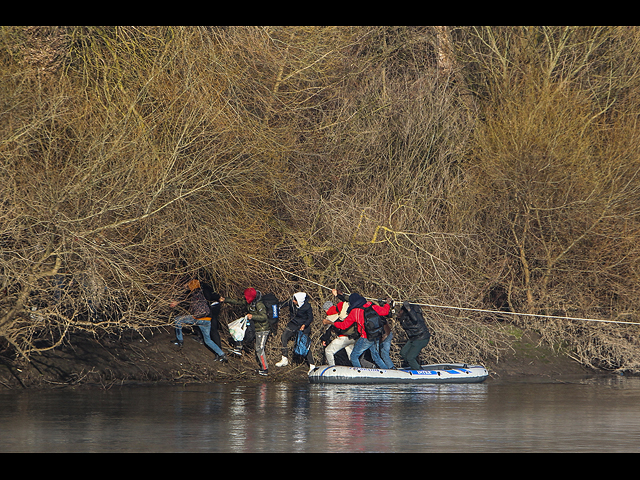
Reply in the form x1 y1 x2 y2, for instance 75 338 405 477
459 26 640 372
3 26 640 373
0 27 284 359
266 27 500 367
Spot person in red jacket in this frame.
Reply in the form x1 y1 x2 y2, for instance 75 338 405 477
323 292 391 369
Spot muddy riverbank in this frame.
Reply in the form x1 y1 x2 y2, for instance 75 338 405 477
0 327 601 390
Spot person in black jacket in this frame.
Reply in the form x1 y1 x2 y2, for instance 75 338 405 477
398 301 431 371
276 292 315 371
201 283 222 350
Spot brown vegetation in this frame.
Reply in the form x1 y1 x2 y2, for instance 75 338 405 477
2 26 640 379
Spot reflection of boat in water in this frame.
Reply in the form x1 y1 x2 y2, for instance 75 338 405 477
308 364 489 385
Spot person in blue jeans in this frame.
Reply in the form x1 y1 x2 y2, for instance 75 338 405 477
174 316 226 359
170 279 227 362
379 326 394 369
349 336 387 369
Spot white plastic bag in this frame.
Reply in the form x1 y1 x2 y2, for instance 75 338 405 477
228 316 248 342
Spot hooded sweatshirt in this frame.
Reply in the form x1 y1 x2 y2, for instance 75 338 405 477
346 293 367 313
293 292 307 308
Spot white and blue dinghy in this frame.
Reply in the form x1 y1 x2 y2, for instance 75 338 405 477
308 363 489 385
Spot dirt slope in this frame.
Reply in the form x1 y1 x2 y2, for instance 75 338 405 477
0 328 596 390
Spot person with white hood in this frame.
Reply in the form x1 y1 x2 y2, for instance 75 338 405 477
276 292 315 372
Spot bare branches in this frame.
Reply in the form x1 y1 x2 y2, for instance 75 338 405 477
2 27 640 372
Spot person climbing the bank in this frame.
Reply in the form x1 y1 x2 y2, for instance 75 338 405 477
276 292 315 373
170 279 228 363
319 290 357 366
397 301 431 371
323 292 391 369
222 288 271 376
201 282 223 351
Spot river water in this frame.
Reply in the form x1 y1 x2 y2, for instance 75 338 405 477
1 375 639 452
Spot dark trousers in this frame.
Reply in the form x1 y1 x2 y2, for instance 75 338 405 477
281 324 315 365
400 337 431 371
209 316 222 348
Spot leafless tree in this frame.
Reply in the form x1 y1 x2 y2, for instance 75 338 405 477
3 26 640 372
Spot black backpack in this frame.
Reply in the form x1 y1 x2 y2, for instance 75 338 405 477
363 305 386 340
261 293 280 327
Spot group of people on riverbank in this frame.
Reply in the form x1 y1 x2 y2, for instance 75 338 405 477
321 289 431 372
169 280 431 376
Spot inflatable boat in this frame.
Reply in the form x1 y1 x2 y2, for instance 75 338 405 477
308 363 489 385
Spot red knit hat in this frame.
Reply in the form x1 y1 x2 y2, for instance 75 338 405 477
244 288 257 303
325 305 339 316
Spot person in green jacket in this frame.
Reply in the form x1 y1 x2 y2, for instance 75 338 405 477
222 288 270 376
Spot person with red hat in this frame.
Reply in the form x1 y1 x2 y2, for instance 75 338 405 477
222 288 271 376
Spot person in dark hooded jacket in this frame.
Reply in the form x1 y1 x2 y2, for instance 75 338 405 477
276 292 315 372
201 283 222 350
397 301 431 371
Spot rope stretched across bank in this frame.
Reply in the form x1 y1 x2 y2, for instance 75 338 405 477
247 256 640 328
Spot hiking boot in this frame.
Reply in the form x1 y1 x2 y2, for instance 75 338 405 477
258 369 269 376
216 355 228 363
171 340 183 348
276 356 289 368
308 364 316 374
